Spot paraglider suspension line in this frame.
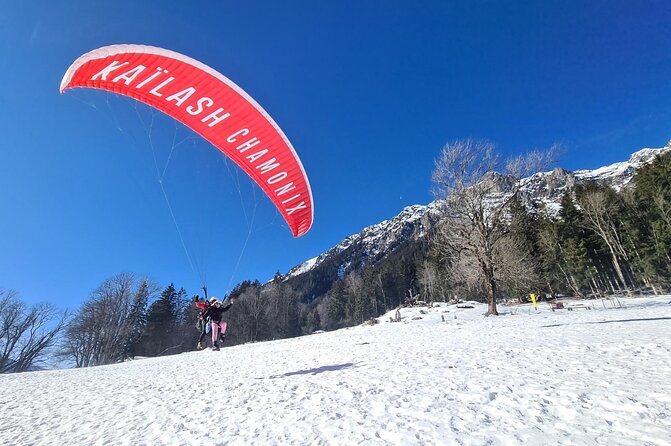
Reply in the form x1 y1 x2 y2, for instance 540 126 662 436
157 178 202 283
141 108 205 287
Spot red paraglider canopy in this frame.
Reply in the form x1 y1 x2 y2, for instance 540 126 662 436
61 44 313 237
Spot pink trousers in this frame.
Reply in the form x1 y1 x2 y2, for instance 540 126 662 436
211 321 228 343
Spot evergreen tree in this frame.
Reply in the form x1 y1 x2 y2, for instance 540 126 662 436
324 279 346 330
630 152 671 290
537 214 569 295
558 191 597 296
139 283 181 356
121 279 152 359
303 307 322 334
505 196 542 299
537 193 595 297
562 237 593 293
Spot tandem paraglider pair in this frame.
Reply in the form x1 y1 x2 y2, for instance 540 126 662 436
194 295 236 351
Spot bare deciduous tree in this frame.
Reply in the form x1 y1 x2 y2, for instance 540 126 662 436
418 259 441 303
59 273 157 367
431 139 554 315
494 234 539 300
234 286 268 343
577 188 631 292
264 278 298 338
0 289 68 373
651 191 671 263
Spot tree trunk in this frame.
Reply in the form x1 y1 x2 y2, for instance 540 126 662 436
607 244 629 293
485 268 499 315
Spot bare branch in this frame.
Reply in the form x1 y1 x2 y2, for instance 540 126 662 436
0 290 68 373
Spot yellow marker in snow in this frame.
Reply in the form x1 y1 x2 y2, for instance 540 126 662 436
530 293 538 311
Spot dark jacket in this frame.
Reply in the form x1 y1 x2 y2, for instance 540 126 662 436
202 301 233 322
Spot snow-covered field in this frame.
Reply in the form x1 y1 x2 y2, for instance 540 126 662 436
1 296 670 445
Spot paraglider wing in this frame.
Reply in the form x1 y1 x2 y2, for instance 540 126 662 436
60 44 313 237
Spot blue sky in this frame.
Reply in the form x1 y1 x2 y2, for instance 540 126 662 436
1 1 671 309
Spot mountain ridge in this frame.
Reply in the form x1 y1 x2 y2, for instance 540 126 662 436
284 145 670 284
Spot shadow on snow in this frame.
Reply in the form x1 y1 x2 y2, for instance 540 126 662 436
264 362 356 379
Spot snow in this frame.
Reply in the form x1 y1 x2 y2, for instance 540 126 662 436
573 146 670 191
1 296 670 445
286 256 318 278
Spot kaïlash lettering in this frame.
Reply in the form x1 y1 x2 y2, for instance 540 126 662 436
112 65 146 85
135 67 164 89
149 76 175 97
186 97 213 116
165 87 197 107
91 61 129 81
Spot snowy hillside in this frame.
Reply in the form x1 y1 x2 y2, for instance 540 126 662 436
2 296 670 445
286 146 670 280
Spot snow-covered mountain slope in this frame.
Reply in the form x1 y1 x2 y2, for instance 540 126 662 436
520 146 670 213
284 203 441 280
286 146 670 280
2 296 670 445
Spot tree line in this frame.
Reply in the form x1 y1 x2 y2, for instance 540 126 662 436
2 140 669 371
426 139 671 315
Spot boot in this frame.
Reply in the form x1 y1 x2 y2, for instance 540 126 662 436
212 342 220 351
197 342 204 350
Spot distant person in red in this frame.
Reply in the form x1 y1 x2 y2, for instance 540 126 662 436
201 296 236 351
193 296 212 350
